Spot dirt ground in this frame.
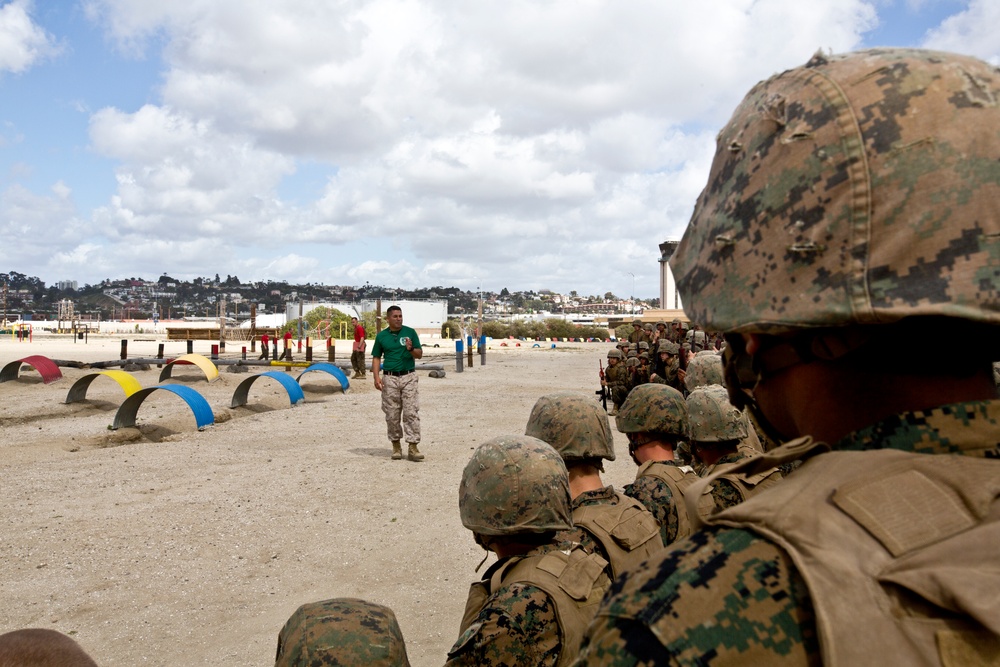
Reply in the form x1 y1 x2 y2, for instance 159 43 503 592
0 334 638 666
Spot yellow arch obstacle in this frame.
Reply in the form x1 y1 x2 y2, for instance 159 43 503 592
158 354 219 383
64 370 143 404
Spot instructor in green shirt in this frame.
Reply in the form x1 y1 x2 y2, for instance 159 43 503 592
371 305 424 461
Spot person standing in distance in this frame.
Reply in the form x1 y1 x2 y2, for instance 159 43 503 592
259 332 270 360
350 316 366 379
371 306 424 461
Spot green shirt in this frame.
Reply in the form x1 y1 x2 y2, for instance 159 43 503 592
371 325 422 372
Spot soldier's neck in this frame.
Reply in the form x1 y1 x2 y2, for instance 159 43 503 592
568 467 605 499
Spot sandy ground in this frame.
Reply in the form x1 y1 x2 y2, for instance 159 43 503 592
0 334 638 666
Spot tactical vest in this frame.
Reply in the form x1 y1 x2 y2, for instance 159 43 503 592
606 363 628 389
571 492 663 578
455 546 611 667
635 461 715 542
701 442 783 504
694 441 1000 666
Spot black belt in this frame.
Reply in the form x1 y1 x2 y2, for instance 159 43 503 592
383 369 414 376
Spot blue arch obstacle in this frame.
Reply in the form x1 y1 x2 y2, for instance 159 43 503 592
295 363 350 393
112 385 215 431
65 370 142 404
230 371 306 408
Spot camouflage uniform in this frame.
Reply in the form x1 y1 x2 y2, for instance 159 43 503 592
451 436 611 667
668 319 685 345
623 461 707 546
615 384 714 546
577 49 1000 666
650 321 667 349
525 393 662 578
688 385 783 509
275 598 410 667
623 356 640 396
604 351 629 412
578 406 1000 665
380 374 420 443
648 341 682 392
630 353 650 389
627 320 649 345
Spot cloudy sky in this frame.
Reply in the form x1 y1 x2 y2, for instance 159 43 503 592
1 0 997 298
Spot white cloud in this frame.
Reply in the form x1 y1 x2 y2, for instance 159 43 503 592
89 104 295 239
0 0 61 74
0 183 88 271
922 0 1000 65
56 0 883 294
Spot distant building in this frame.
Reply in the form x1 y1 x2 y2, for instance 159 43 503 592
56 280 78 291
287 298 447 337
659 240 682 311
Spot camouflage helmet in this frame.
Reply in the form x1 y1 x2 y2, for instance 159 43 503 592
684 353 724 391
671 49 1000 335
616 383 689 437
687 385 748 442
638 351 650 361
525 392 615 462
631 318 643 326
275 598 410 667
607 348 623 360
655 320 667 329
644 323 654 331
459 435 572 536
658 340 679 355
638 341 650 351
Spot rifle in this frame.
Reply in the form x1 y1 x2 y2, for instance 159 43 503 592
596 359 608 411
680 327 692 372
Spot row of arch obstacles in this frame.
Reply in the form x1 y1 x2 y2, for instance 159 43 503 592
4 354 349 432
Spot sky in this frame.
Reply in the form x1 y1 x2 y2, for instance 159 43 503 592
1 0 998 298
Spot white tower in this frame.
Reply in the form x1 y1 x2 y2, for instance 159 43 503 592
658 240 683 310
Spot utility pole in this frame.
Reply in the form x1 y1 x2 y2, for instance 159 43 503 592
476 279 483 338
628 272 635 317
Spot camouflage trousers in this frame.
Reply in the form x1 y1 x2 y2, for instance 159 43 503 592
381 373 420 444
351 350 365 374
609 385 628 409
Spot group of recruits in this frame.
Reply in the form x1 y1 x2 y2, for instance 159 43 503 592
603 318 718 415
7 47 1000 666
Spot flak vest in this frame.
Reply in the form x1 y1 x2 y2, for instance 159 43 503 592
455 546 610 667
571 492 663 578
701 442 784 503
688 439 1000 667
635 461 716 542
